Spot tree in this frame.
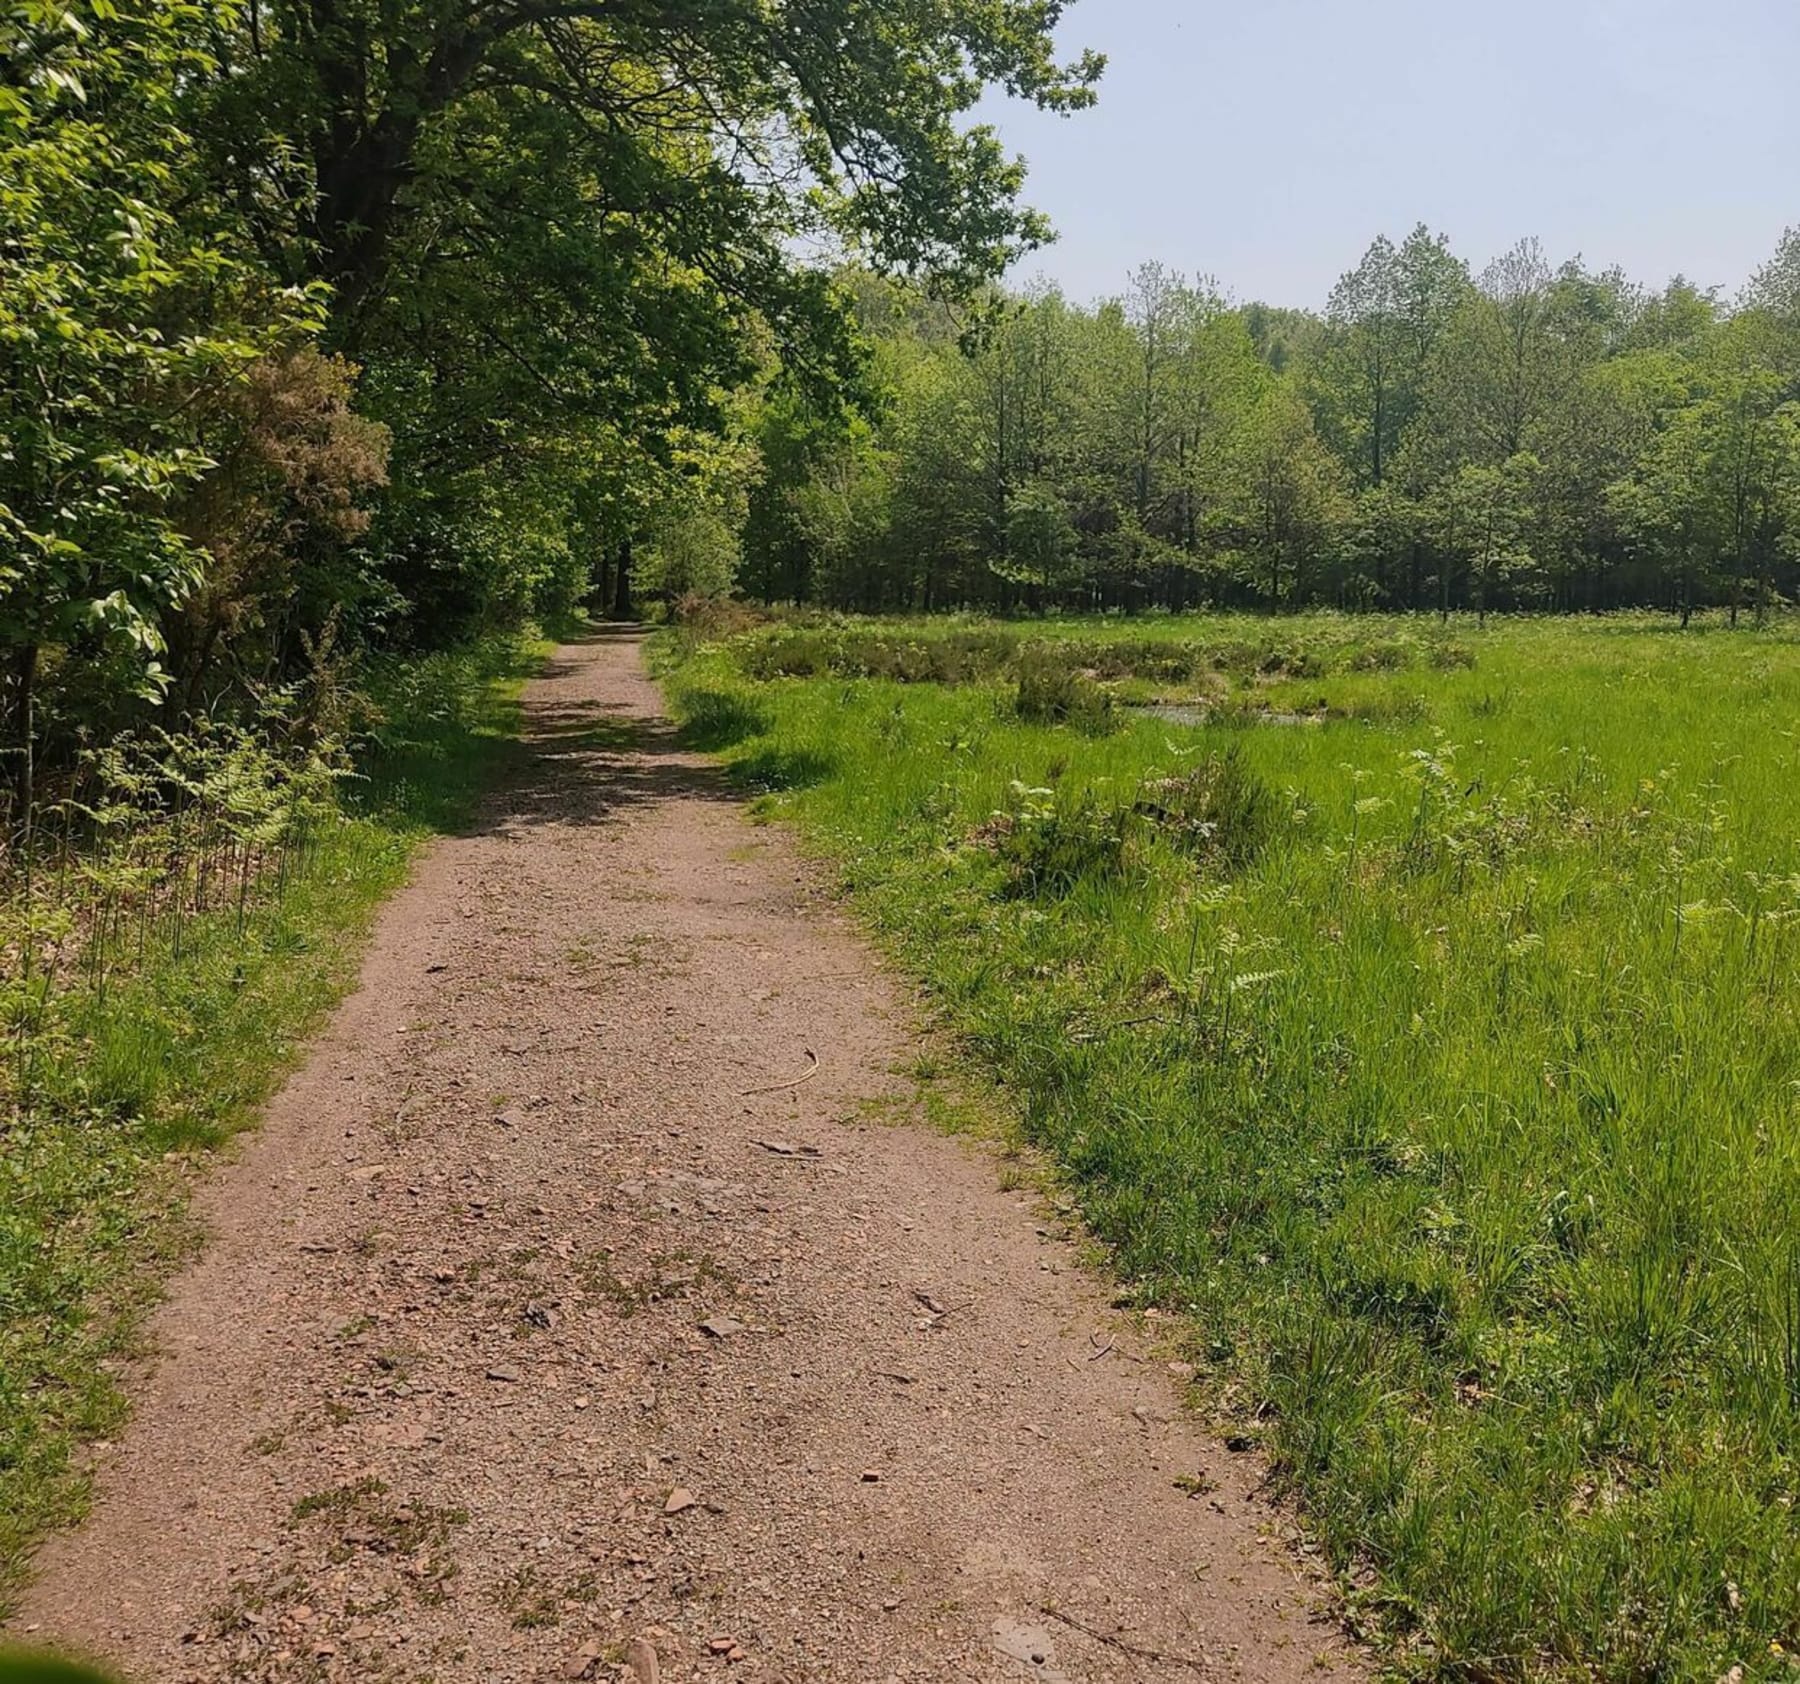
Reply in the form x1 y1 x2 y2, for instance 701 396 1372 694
177 0 1105 641
0 0 319 812
1422 239 1567 467
1393 224 1472 382
997 482 1082 604
1698 338 1800 625
1224 388 1348 611
1314 227 1465 590
1161 280 1258 587
973 284 1083 582
791 430 896 610
886 352 987 610
1611 406 1723 627
1526 351 1681 609
1322 236 1405 488
1448 454 1541 625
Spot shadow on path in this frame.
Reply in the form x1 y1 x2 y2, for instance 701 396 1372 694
472 627 746 836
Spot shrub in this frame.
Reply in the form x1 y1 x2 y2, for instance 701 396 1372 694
1135 748 1283 869
1347 640 1413 672
739 627 1020 685
1014 649 1116 732
742 630 838 679
672 594 766 641
1427 640 1478 670
986 782 1130 896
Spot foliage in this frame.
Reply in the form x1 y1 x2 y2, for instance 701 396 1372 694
0 0 327 805
0 0 1103 813
986 779 1128 896
1012 645 1116 731
739 229 1800 622
0 1652 120 1684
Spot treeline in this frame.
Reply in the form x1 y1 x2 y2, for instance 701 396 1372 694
10 0 1798 842
724 230 1800 620
0 0 1097 827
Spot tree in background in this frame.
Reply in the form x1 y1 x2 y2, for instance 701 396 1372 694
1223 387 1350 610
737 223 1800 621
174 0 1103 629
1610 405 1724 627
633 425 761 609
14 0 1800 826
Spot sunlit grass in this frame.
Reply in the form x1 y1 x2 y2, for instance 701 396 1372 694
659 610 1800 1682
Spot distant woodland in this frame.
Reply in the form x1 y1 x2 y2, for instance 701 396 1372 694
730 234 1800 622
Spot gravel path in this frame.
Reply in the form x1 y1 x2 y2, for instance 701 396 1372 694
11 630 1356 1684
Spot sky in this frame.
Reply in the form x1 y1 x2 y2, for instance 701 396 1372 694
978 0 1800 311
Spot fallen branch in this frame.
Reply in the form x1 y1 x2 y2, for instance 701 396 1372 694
740 1047 820 1097
1069 1012 1175 1045
1038 1605 1212 1674
913 1288 974 1325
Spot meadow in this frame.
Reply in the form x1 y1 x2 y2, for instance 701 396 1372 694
658 611 1800 1683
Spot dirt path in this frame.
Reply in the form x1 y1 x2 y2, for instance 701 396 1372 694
11 631 1355 1684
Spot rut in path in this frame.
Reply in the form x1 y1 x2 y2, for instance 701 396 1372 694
11 631 1357 1683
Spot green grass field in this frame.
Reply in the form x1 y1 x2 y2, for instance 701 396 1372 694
658 611 1800 1683
0 630 548 1617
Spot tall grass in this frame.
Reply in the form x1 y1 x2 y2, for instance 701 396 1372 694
0 629 547 1615
658 611 1800 1682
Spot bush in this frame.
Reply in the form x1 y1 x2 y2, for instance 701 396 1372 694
1135 748 1284 869
1347 640 1413 672
738 627 1020 684
986 782 1130 896
1050 638 1203 684
1014 649 1116 732
672 594 766 641
742 629 838 679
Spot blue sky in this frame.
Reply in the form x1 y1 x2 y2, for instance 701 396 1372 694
979 0 1799 310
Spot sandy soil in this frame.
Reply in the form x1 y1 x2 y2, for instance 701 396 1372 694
9 629 1358 1684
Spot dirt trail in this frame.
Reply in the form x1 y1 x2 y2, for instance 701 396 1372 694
12 631 1355 1684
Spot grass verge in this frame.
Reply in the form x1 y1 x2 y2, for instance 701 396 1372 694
0 627 548 1616
655 611 1800 1684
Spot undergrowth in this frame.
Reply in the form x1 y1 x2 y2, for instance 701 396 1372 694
0 627 548 1615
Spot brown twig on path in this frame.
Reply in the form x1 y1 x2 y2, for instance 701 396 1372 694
912 1289 974 1324
739 1047 820 1097
1067 1333 1116 1371
1038 1604 1212 1673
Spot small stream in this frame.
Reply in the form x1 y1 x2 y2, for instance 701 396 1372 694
1128 702 1325 728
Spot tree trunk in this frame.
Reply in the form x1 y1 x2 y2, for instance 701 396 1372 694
12 642 36 840
613 539 634 620
591 542 612 615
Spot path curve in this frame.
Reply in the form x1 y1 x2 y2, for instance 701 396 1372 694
12 631 1354 1683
